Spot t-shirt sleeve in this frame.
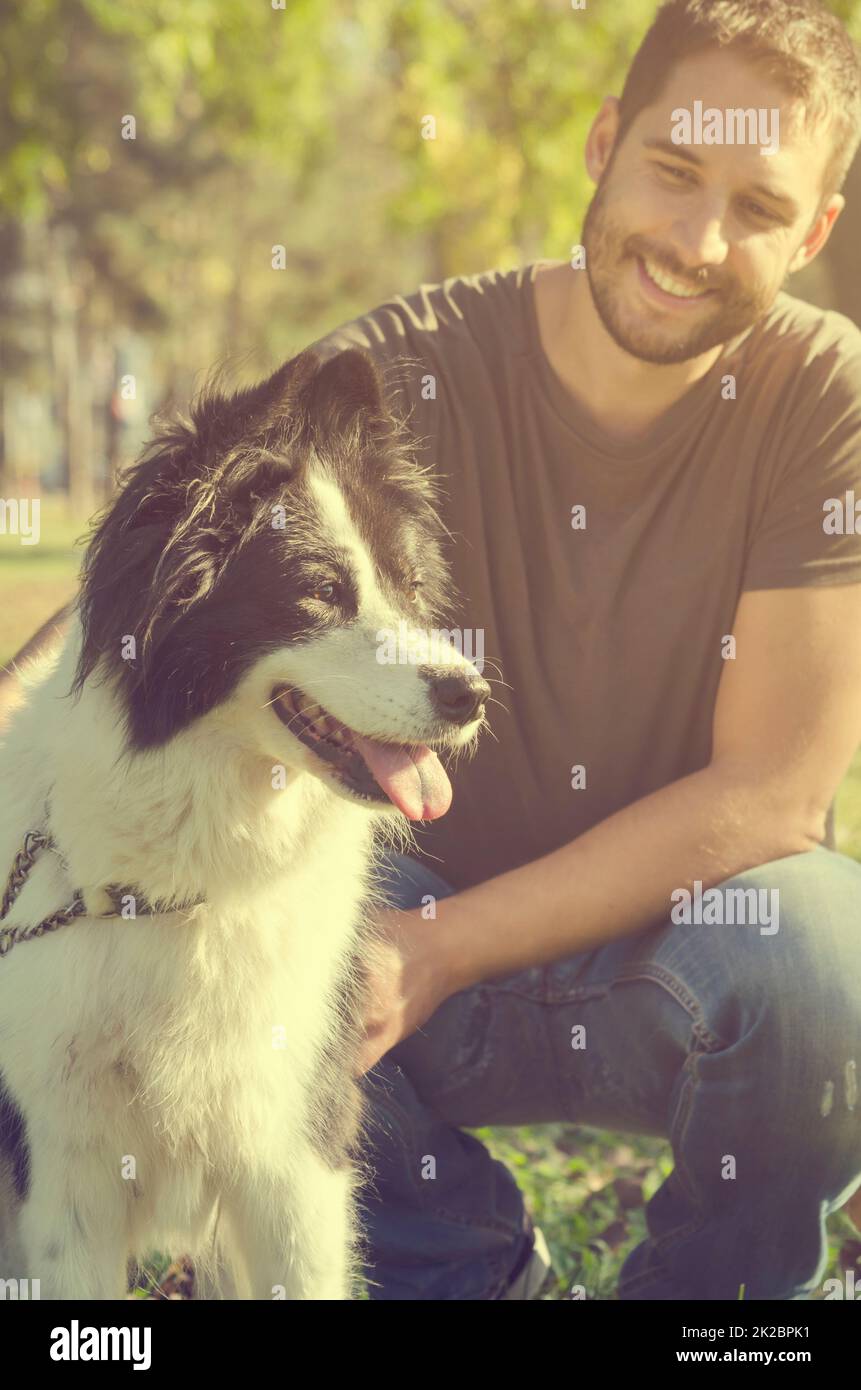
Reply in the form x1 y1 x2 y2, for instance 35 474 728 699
307 312 392 363
742 342 861 590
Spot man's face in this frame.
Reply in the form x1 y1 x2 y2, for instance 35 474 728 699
582 50 835 364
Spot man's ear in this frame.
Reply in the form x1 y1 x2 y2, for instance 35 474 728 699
585 96 623 185
788 193 845 274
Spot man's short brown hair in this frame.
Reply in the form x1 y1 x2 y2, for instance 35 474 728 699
616 0 861 202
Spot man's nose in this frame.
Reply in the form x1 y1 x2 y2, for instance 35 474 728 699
670 204 730 274
419 665 491 726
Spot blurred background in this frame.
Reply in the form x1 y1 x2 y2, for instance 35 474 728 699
2 0 861 654
2 0 860 1294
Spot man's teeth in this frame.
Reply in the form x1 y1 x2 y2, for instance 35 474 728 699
643 257 709 299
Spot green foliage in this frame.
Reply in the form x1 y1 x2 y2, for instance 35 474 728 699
1 0 858 395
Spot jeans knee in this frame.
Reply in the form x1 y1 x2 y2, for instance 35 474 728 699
675 862 861 1170
691 850 861 1040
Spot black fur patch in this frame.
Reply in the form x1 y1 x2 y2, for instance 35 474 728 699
0 1074 30 1202
73 348 455 748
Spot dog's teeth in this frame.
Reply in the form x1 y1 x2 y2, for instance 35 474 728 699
274 686 356 752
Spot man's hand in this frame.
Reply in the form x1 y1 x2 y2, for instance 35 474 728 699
353 905 455 1077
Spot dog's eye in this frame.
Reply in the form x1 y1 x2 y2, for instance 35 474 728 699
409 580 423 604
309 581 339 603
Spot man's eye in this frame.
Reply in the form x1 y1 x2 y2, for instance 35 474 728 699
657 161 695 184
741 199 781 224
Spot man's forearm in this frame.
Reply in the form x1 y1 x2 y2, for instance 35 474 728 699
432 764 821 994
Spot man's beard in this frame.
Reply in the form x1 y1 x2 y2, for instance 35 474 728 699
580 176 781 364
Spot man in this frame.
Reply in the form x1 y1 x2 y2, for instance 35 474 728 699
302 0 861 1299
3 0 861 1301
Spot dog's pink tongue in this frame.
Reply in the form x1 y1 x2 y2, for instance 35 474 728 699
352 738 452 820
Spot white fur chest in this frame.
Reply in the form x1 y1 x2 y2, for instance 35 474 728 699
0 803 373 1155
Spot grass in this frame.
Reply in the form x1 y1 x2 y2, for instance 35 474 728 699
2 497 859 1299
0 497 89 669
476 1126 861 1300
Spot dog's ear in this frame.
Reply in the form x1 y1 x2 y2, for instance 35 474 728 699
192 348 323 461
192 347 386 465
300 348 388 440
203 349 390 508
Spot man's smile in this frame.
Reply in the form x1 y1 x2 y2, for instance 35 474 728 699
635 254 718 309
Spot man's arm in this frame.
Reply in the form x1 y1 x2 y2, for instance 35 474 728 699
0 604 72 729
431 584 861 993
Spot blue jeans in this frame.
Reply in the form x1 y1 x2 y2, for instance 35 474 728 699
357 846 861 1299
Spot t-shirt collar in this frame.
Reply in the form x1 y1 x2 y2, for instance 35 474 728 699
522 260 757 464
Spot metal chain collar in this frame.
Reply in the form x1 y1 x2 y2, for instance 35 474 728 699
0 825 206 960
0 830 85 959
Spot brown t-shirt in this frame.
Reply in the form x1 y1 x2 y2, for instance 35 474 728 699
310 261 861 892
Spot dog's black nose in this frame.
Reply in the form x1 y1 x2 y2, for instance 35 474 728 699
420 666 491 726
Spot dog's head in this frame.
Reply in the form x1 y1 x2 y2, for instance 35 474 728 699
74 348 489 821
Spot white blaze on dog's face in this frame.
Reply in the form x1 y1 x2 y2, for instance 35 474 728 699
74 347 490 822
238 468 487 821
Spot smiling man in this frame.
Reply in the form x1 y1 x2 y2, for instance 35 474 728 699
302 0 861 1300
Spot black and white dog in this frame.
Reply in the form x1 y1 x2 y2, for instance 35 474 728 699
0 347 488 1299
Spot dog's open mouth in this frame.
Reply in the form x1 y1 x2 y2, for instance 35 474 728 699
272 683 453 821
